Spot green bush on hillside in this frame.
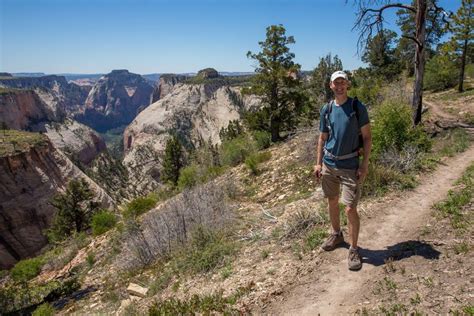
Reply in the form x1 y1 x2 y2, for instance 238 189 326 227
251 130 272 150
220 135 256 167
123 195 158 218
32 303 55 316
91 210 117 236
371 100 431 160
177 164 198 190
10 257 44 282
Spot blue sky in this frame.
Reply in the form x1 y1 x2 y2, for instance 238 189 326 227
0 0 461 74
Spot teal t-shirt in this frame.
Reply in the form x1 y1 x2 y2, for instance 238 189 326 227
319 97 369 170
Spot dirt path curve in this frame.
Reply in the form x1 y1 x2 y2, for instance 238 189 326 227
263 145 474 315
424 99 458 121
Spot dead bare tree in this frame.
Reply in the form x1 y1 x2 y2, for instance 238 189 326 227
352 0 450 126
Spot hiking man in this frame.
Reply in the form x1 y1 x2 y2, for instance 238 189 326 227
314 70 372 271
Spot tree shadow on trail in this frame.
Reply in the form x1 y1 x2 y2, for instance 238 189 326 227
357 240 441 267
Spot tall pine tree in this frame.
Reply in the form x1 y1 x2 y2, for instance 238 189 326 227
161 135 184 186
246 25 303 142
450 0 473 92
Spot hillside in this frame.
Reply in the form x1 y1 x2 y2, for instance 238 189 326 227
0 83 472 315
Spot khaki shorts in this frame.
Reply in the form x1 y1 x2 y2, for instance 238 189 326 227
321 163 361 208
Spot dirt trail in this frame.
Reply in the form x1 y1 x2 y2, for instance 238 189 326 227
424 99 458 121
263 145 474 315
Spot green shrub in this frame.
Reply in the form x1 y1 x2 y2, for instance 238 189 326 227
177 227 235 274
220 135 256 167
252 130 272 149
32 303 55 316
244 151 272 175
91 210 117 236
305 228 328 250
424 54 458 91
123 195 158 218
149 292 238 315
362 162 417 197
11 257 44 282
440 129 469 157
466 63 474 79
177 164 198 190
371 100 431 160
245 155 259 175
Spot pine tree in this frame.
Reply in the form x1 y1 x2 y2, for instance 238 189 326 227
49 179 99 241
450 0 473 92
362 30 401 80
310 53 343 103
161 135 184 186
246 24 303 142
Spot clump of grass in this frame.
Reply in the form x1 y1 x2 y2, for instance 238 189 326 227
245 151 272 175
439 129 469 157
453 242 470 254
173 227 236 274
305 227 328 250
148 287 251 315
434 164 473 230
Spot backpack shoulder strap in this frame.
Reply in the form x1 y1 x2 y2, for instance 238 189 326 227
352 96 359 121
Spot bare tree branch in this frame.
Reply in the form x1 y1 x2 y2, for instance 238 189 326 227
353 2 416 55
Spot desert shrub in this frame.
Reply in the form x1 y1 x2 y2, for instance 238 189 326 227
123 195 158 219
220 135 256 167
362 162 417 197
371 100 431 160
11 257 44 282
32 303 55 316
245 151 272 175
424 54 458 91
251 130 272 149
175 227 235 273
119 182 235 269
177 164 198 190
91 210 117 236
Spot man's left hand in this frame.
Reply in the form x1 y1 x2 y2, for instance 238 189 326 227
357 166 368 183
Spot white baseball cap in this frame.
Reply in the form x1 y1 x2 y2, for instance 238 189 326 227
330 70 348 82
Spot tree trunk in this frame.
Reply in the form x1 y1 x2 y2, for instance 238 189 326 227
412 0 427 126
458 37 468 93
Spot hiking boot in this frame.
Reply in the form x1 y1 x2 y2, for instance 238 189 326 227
348 247 362 271
321 231 344 251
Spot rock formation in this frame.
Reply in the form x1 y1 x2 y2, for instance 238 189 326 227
0 89 107 167
0 131 113 269
0 75 90 115
0 89 56 130
150 74 188 104
76 70 154 132
123 77 259 194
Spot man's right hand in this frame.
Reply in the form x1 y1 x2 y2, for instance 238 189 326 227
314 164 323 179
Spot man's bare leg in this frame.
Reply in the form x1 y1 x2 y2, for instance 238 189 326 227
345 206 359 248
328 196 340 233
